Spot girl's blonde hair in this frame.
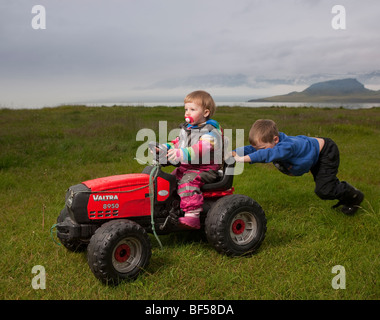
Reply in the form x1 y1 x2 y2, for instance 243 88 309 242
184 90 216 118
249 119 279 145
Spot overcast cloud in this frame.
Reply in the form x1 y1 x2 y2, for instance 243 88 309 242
1 0 380 108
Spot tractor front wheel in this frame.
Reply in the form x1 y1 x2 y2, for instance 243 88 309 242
87 219 152 285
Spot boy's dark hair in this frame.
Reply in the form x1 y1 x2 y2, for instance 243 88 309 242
249 119 279 145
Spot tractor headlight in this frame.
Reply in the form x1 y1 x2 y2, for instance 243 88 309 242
65 189 74 209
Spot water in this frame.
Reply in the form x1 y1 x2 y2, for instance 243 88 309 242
85 101 380 110
5 101 379 109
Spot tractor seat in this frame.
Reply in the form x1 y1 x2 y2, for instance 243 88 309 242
201 157 236 192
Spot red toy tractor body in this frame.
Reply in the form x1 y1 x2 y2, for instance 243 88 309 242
56 158 267 285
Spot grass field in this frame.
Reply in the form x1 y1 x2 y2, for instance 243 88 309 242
0 105 379 300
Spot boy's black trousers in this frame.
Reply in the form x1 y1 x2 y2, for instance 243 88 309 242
310 138 351 201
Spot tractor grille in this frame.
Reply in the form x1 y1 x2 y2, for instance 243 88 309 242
89 210 119 219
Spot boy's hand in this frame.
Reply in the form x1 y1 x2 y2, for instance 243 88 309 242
234 154 249 163
225 151 234 159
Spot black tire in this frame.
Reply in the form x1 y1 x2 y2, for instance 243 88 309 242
87 219 152 285
56 208 87 252
205 194 267 256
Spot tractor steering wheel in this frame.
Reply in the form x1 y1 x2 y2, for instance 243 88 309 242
148 142 180 167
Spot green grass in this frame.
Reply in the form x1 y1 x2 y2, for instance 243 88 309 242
1 105 379 300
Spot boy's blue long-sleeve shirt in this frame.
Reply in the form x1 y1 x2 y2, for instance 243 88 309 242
235 132 320 176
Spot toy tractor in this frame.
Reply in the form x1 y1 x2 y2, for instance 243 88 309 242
56 143 267 285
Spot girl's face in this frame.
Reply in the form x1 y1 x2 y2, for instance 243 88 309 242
184 102 210 125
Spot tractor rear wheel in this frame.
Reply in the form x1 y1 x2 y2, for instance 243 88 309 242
205 194 267 256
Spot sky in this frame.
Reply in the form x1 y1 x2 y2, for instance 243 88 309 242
1 0 380 108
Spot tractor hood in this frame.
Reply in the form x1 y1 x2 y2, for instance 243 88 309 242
83 173 150 192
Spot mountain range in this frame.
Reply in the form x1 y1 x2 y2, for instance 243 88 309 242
248 78 380 103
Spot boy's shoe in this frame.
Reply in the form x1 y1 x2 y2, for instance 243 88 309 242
333 183 364 215
178 216 200 230
341 189 364 215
